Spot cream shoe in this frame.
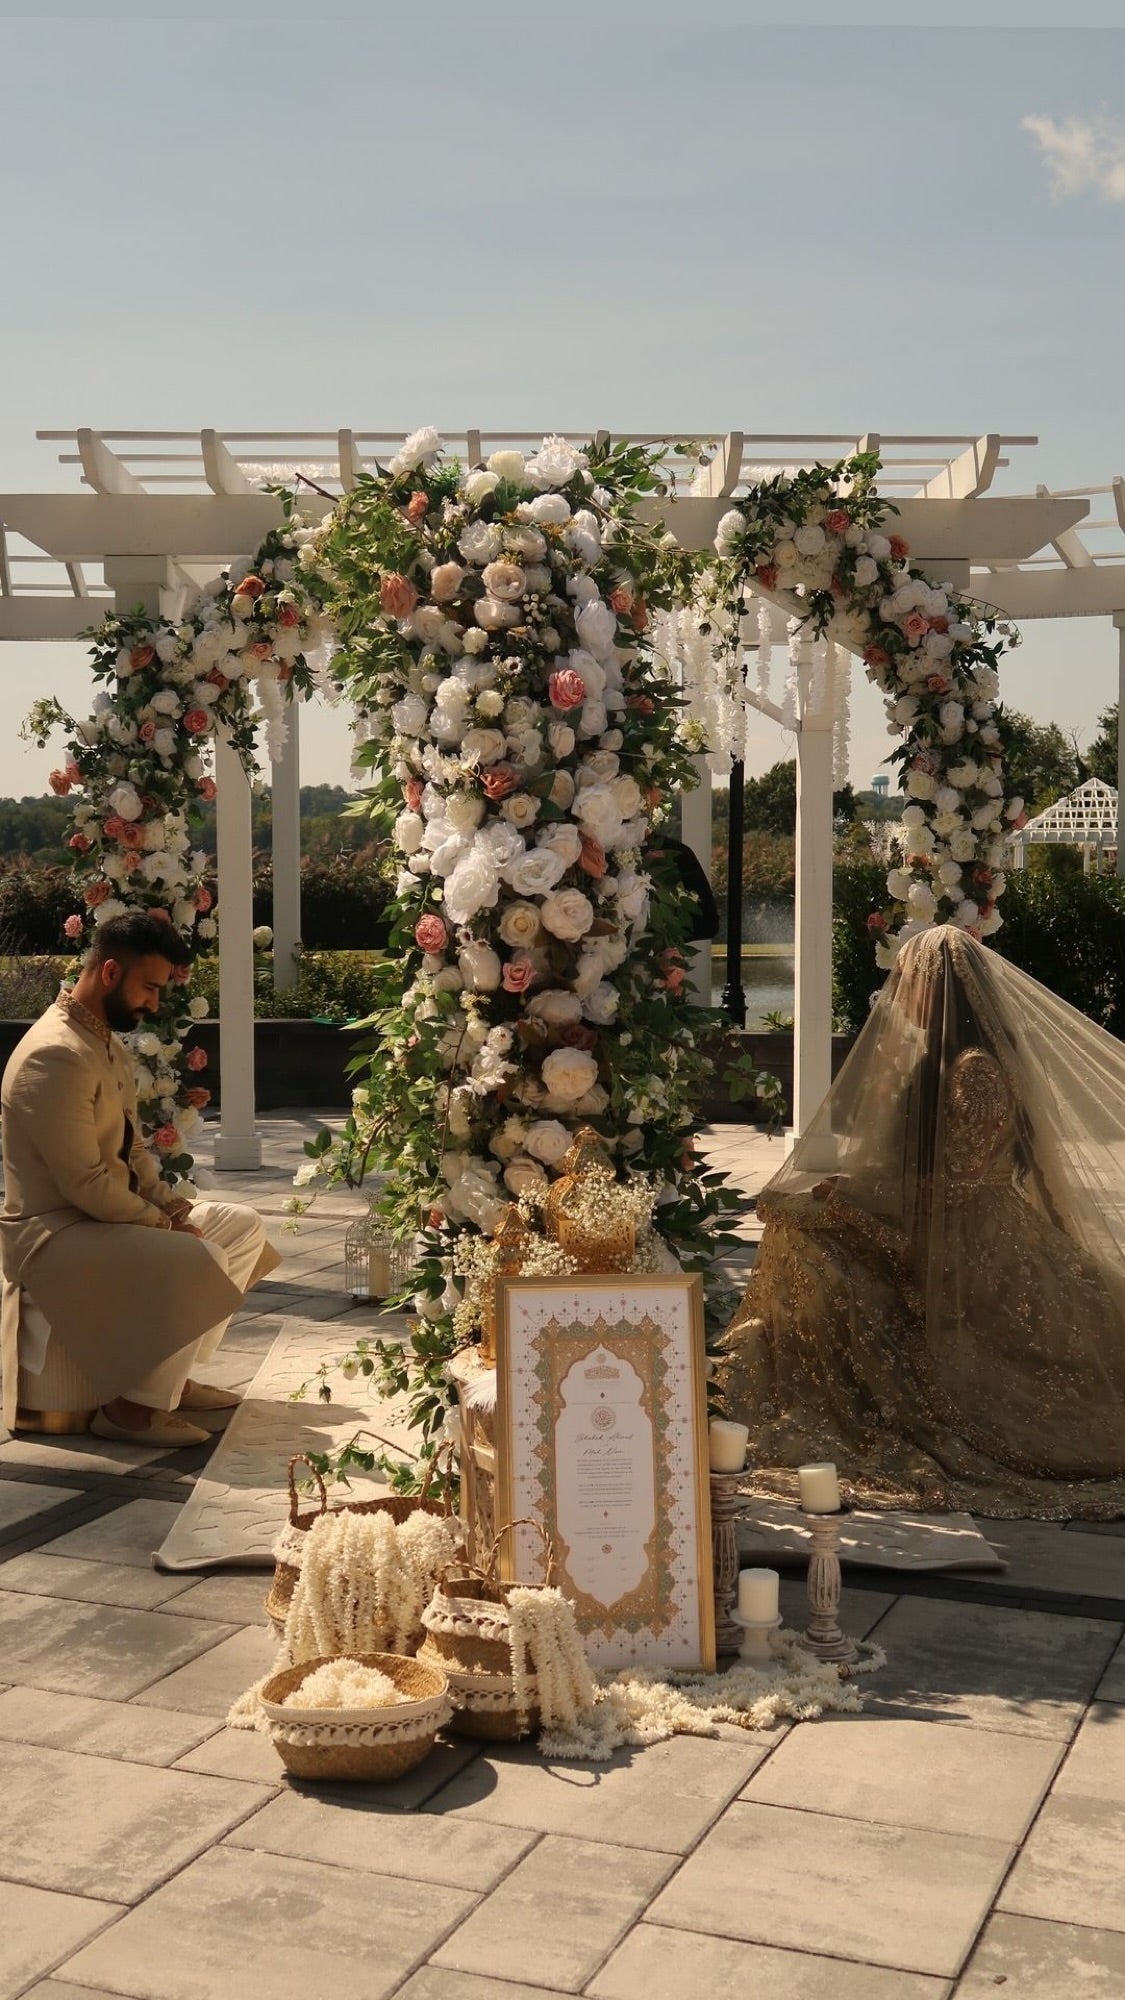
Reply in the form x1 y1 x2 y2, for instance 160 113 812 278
91 1408 211 1448
177 1380 242 1412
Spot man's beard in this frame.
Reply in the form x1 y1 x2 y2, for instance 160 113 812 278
104 990 141 1032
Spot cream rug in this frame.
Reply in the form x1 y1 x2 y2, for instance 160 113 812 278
737 1499 1005 1573
153 1319 415 1572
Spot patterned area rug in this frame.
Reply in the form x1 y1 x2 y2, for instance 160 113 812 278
737 1499 1005 1573
153 1320 414 1572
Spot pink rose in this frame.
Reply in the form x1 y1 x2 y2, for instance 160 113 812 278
102 815 126 840
194 887 213 912
276 603 301 628
889 535 910 561
121 852 143 874
207 668 230 690
608 585 633 615
129 643 156 671
502 955 536 994
548 668 586 711
414 913 448 953
867 912 889 932
380 573 419 619
84 881 111 908
926 675 952 694
68 833 92 855
185 1046 208 1071
119 823 145 849
863 645 890 669
825 510 850 534
63 914 84 940
65 760 81 785
406 491 428 523
139 720 157 743
184 709 211 734
197 777 217 802
249 640 273 661
558 1021 597 1049
403 779 424 810
185 1087 210 1109
48 770 72 797
902 612 927 643
481 765 519 800
234 574 265 600
153 1124 180 1152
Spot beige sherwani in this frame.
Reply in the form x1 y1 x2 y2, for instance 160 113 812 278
0 994 280 1424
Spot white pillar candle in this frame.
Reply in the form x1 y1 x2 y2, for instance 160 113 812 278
368 1246 392 1298
798 1462 841 1513
737 1568 780 1622
708 1418 749 1473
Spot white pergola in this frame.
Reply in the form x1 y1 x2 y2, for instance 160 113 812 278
4 427 1125 1162
1009 775 1118 870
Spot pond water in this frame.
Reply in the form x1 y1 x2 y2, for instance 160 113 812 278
709 948 795 1026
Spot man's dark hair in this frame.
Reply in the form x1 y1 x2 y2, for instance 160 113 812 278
85 912 192 970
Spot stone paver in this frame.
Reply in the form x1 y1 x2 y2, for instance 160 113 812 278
425 1734 771 1853
956 1911 1125 1996
0 1739 268 1901
743 1715 1062 1840
998 1701 1125 1931
0 1590 237 1700
862 1595 1120 1738
37 1499 184 1566
430 1834 673 1992
157 1573 272 1623
1095 1630 1125 1700
130 1623 279 1716
61 1845 477 2000
0 1686 218 1766
0 1482 82 1530
0 1884 123 2000
0 1549 194 1610
646 1800 1011 1977
589 1925 950 1999
227 1790 537 1889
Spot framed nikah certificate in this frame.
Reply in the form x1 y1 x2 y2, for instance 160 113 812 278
494 1273 715 1671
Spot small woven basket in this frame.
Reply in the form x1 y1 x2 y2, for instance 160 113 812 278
420 1518 553 1740
264 1452 453 1638
259 1651 452 1783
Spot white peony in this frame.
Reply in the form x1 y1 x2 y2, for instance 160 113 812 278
443 853 501 926
905 770 936 800
152 729 177 759
575 785 624 847
460 727 507 766
393 425 442 472
907 882 938 922
947 761 981 790
793 523 826 557
394 811 425 855
445 792 487 834
541 1047 599 1102
954 899 980 928
458 520 503 566
527 492 571 525
523 1119 573 1166
541 888 595 941
475 596 520 632
392 693 429 737
886 868 913 901
714 509 745 556
526 435 587 488
504 524 546 560
949 830 977 862
575 599 617 657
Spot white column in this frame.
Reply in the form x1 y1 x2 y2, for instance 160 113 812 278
213 727 262 1169
270 699 302 991
1116 615 1125 878
680 753 713 1006
104 556 184 626
792 645 835 1140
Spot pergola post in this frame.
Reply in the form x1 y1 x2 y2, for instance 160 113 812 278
1116 614 1125 879
213 726 262 1169
792 637 835 1138
270 700 302 991
680 753 712 1007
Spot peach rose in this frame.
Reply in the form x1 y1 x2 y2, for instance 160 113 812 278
63 914 85 940
48 770 72 796
403 779 425 810
406 491 429 523
415 913 448 953
888 534 910 561
185 1046 208 1072
197 777 217 802
481 765 519 801
67 833 92 855
184 709 211 734
502 955 536 994
630 598 648 633
380 572 419 619
902 612 927 643
139 721 156 743
249 641 273 660
578 835 607 879
430 562 466 603
235 575 265 600
276 602 301 628
153 1124 180 1151
608 585 634 614
207 669 230 690
84 881 111 907
863 645 890 669
119 823 145 849
548 668 586 711
755 564 779 590
194 887 213 912
129 643 156 671
825 510 850 534
102 815 126 840
185 1087 211 1109
122 852 143 874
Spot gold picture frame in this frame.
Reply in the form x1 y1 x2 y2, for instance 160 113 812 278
494 1273 715 1672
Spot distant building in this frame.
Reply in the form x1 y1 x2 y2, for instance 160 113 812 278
870 775 889 797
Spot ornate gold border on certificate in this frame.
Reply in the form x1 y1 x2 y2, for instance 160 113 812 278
494 1273 715 1672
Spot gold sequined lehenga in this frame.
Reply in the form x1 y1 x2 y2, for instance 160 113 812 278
722 925 1125 1518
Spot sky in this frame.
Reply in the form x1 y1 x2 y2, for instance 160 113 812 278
2 9 1124 798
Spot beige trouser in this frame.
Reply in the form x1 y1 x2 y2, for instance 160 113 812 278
122 1199 269 1411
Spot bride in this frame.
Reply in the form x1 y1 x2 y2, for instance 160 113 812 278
722 924 1125 1518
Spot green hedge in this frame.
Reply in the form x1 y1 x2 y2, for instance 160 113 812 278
190 950 382 1024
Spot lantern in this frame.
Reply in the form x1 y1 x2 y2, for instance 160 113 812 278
543 1126 635 1274
344 1204 411 1301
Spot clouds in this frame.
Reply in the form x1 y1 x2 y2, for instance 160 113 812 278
1023 111 1125 202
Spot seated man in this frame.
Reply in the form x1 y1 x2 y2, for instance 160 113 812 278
0 911 280 1446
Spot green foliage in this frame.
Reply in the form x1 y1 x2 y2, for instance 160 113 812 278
714 764 856 841
0 861 84 953
252 849 392 949
190 949 382 1024
832 860 889 1032
1086 703 1118 787
997 708 1079 814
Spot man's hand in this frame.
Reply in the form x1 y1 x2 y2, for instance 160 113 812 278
170 1215 204 1238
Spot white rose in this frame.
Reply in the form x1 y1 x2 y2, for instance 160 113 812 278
886 868 913 901
523 1119 573 1166
462 469 500 504
937 860 963 888
394 811 425 855
500 792 539 830
867 533 892 560
954 899 980 928
499 901 542 948
392 693 429 737
150 688 181 714
907 882 937 922
580 748 620 783
853 555 879 587
714 509 745 556
537 823 582 868
504 1157 549 1199
550 771 576 810
902 824 934 857
577 700 608 740
576 785 624 846
548 721 576 759
490 1116 528 1163
574 1084 610 1115
900 804 927 828
108 783 143 822
460 727 507 766
949 830 976 862
489 449 528 482
458 520 503 566
1005 796 1026 821
541 1047 599 1102
445 792 486 834
430 562 466 604
527 989 584 1025
610 775 643 819
462 628 489 655
527 492 571 525
443 853 501 926
526 435 586 488
541 888 595 941
188 996 209 1020
978 907 1003 937
481 560 526 603
504 524 546 560
582 981 619 1025
475 596 520 632
568 574 599 606
458 942 502 991
575 599 617 656
152 728 177 759
506 848 568 897
476 689 505 718
905 770 936 800
775 540 798 568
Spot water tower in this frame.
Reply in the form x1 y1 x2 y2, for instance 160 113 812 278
871 774 889 797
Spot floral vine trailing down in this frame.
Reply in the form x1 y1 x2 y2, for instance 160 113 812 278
291 430 766 1466
708 451 1022 966
25 502 328 1182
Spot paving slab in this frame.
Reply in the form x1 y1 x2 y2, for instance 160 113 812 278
0 1686 217 1767
425 1734 771 1854
742 1715 1062 1841
1047 1699 1125 1799
957 1911 1125 1996
998 1704 1125 1931
60 1844 476 2000
589 1924 950 2000
227 1791 537 1889
430 1834 674 1992
0 1590 237 1700
0 1481 83 1531
646 1800 1011 1978
130 1624 280 1716
0 1435 165 1476
397 1976 574 2000
0 1550 194 1611
777 1577 896 1639
0 1739 268 1902
172 1725 283 1785
977 1518 1125 1603
37 1499 184 1566
0 1885 123 2000
1095 1631 1125 1700
177 1728 480 1801
157 1573 272 1624
861 1595 1119 1738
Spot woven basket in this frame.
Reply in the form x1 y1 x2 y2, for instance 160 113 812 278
260 1651 452 1782
264 1452 453 1638
420 1519 554 1737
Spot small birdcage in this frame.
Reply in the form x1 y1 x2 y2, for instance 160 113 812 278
344 1205 411 1301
